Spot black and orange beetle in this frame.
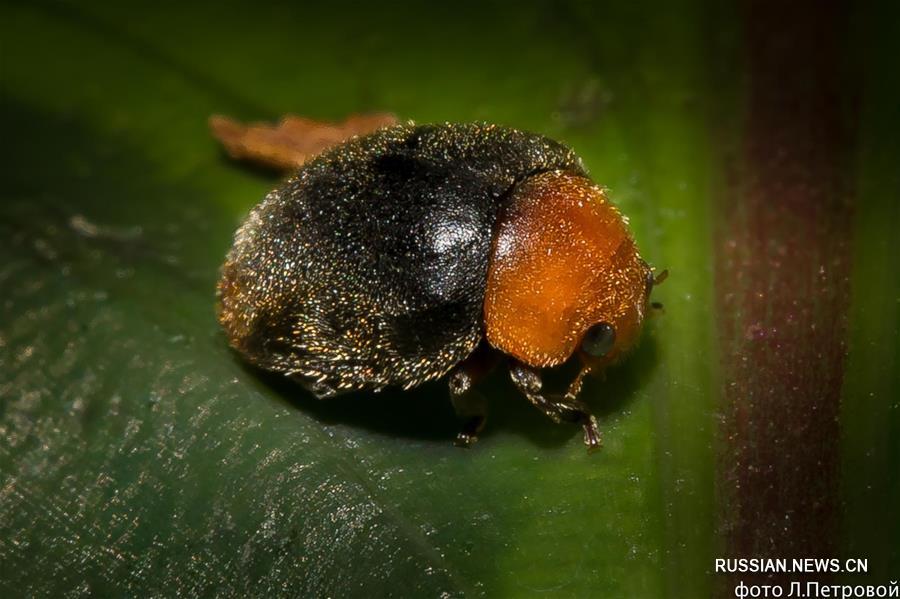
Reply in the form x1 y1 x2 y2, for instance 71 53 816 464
216 122 663 449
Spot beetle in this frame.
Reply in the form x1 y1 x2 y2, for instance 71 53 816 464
216 122 663 449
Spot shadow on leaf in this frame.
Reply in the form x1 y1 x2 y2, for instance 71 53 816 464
241 334 659 449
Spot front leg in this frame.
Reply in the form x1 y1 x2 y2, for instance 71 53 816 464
508 360 602 450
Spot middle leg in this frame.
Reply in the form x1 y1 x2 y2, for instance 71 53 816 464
447 343 501 447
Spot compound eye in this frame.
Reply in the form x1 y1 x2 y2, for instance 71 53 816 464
581 322 616 357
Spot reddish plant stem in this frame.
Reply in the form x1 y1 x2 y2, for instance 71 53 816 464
715 0 859 588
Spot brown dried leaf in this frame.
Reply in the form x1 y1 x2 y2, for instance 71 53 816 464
209 113 400 172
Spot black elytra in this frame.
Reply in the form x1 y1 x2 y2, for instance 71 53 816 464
217 123 586 396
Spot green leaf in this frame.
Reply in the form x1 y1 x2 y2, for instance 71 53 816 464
1 1 897 597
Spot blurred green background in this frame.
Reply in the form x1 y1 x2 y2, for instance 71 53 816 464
1 1 897 597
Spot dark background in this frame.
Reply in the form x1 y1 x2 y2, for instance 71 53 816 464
1 0 898 596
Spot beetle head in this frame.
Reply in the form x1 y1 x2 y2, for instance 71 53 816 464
484 170 652 370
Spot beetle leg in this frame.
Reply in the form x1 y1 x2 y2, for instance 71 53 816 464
448 367 487 447
289 373 339 399
448 343 499 447
509 360 602 451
